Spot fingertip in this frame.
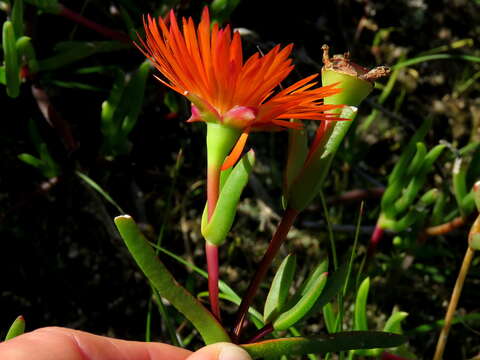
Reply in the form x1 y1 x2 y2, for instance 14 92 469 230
218 343 252 360
187 342 252 360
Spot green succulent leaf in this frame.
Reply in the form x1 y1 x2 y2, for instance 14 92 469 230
4 315 25 341
273 272 328 331
11 0 24 38
406 142 427 177
387 118 432 184
241 331 407 359
202 150 255 246
354 277 370 331
264 254 297 323
3 21 20 98
114 215 230 344
384 311 408 334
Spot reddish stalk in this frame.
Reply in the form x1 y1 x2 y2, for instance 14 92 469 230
424 216 466 236
381 352 410 360
206 166 221 320
232 207 299 341
206 242 221 320
246 323 274 344
367 223 384 257
59 5 130 44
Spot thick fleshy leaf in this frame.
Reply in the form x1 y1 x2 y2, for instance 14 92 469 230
284 258 328 312
202 150 255 246
263 254 297 323
288 106 357 212
307 261 348 317
273 272 328 331
241 331 407 359
354 277 370 331
12 0 24 38
114 215 230 344
16 36 39 73
384 311 408 333
3 21 20 98
38 41 129 71
406 142 427 177
393 144 445 215
119 61 151 136
322 303 336 334
4 315 25 341
387 118 432 185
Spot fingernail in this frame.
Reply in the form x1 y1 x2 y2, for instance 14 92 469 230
218 343 252 360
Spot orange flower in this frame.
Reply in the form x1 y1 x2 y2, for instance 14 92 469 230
136 8 342 169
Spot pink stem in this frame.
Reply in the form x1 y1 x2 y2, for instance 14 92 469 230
206 242 221 320
381 351 411 360
206 166 221 320
59 5 131 44
368 223 384 257
232 207 299 341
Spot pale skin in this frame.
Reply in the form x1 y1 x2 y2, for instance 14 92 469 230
0 327 252 360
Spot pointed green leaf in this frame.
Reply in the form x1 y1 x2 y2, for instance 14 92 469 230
354 277 370 331
273 272 328 331
406 142 427 177
119 61 151 136
11 0 24 38
18 153 43 169
308 261 348 316
322 303 336 333
384 311 408 334
241 331 407 359
5 315 25 341
388 118 432 184
38 41 129 71
114 215 230 344
16 36 39 73
284 258 328 311
77 171 123 213
3 21 20 98
264 254 297 323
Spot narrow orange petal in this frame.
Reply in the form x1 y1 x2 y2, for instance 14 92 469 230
221 132 249 170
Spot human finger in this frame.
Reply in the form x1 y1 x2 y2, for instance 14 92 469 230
0 326 192 360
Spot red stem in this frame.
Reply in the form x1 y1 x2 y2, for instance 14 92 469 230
206 166 221 320
232 207 299 341
246 323 274 344
381 351 411 360
367 223 384 258
59 5 131 44
206 242 221 320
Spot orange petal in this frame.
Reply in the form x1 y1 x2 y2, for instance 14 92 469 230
221 132 249 170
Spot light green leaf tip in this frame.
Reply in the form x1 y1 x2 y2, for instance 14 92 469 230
263 254 297 323
5 315 25 341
